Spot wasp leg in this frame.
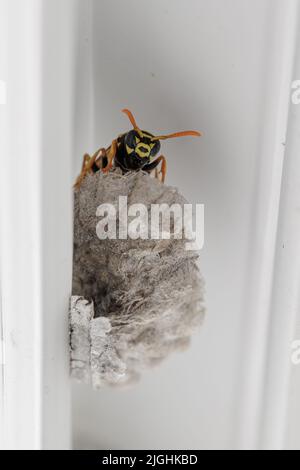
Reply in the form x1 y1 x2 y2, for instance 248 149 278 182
94 148 108 170
74 148 106 188
156 156 167 183
74 153 91 188
102 139 117 173
80 153 91 173
143 155 167 183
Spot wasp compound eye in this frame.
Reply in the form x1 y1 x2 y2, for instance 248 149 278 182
125 130 138 149
150 140 161 158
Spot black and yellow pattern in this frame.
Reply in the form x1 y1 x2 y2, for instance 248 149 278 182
75 109 201 188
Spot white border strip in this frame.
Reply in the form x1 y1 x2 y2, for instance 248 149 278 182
237 0 300 450
0 0 43 450
0 0 76 450
260 12 300 450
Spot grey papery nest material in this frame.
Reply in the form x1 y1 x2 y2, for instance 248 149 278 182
70 169 205 388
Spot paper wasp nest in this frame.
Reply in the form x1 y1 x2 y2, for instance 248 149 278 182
70 169 205 388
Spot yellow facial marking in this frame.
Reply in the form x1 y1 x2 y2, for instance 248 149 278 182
126 144 134 154
136 143 150 158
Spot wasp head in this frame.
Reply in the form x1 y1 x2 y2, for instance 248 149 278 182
124 129 161 162
122 108 201 166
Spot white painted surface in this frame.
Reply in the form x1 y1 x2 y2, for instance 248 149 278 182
71 0 300 450
0 0 75 450
277 22 300 451
237 0 300 450
38 0 76 450
0 0 44 450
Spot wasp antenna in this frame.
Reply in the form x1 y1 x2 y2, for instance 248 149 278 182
122 108 144 138
152 130 202 141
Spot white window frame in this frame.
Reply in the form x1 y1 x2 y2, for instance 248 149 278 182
0 0 76 450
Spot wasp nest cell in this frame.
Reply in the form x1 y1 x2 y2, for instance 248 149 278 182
70 169 205 388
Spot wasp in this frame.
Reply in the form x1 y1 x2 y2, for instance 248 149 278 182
75 109 201 188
